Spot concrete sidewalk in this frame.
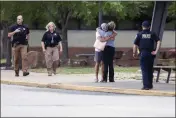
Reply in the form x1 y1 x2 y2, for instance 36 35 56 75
1 70 175 97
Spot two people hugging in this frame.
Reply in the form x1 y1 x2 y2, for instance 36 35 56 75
94 21 117 83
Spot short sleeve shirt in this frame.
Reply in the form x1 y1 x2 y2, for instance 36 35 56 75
134 29 160 51
42 31 62 47
9 24 29 45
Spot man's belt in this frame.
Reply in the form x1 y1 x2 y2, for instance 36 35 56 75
140 49 152 52
12 42 27 47
48 45 57 47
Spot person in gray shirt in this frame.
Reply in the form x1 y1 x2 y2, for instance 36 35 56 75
102 21 117 82
94 23 116 82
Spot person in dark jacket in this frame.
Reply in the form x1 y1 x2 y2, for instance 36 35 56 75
8 15 30 77
41 22 63 76
133 21 160 90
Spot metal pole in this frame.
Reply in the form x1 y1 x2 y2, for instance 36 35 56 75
150 1 169 65
98 1 103 27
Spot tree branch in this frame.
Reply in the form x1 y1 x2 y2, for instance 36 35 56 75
60 9 72 31
64 10 70 24
63 11 72 30
42 2 57 20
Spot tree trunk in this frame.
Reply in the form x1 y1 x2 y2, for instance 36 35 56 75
1 21 8 59
57 10 71 61
0 29 2 59
61 28 69 60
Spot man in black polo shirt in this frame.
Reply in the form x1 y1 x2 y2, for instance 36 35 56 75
8 15 30 77
133 21 160 90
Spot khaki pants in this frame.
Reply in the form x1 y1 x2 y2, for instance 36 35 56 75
45 47 59 73
12 45 28 72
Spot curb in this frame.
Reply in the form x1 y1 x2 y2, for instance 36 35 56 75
1 80 175 97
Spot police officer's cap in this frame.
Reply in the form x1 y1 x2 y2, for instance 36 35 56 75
142 21 150 28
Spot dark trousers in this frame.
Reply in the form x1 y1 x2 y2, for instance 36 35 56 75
103 46 115 82
140 51 155 88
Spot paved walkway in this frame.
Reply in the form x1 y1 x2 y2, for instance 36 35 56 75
1 70 175 96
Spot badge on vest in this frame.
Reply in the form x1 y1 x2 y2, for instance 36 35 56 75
142 34 151 39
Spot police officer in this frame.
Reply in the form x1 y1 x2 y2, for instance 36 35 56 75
133 21 160 90
41 22 63 76
8 15 30 77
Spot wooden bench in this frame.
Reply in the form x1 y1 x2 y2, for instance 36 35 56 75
75 54 95 66
76 54 95 58
153 66 176 83
67 59 88 67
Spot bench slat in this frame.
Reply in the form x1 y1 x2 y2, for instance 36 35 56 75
76 54 95 58
154 66 176 69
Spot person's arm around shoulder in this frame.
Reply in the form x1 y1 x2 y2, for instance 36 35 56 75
8 25 20 38
109 30 117 40
151 32 161 55
97 32 111 42
96 27 111 42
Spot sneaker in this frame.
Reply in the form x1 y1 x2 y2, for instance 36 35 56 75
94 79 98 83
100 80 107 83
23 72 29 76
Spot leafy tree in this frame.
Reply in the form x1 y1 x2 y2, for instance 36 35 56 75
103 1 153 20
168 2 176 19
0 1 46 58
1 1 175 60
0 1 13 58
0 1 47 28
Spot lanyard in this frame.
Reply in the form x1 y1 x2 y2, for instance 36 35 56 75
51 33 54 44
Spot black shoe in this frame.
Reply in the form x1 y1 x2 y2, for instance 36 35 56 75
48 74 52 76
141 87 150 90
15 74 19 77
53 71 56 75
109 80 115 82
48 71 52 76
149 87 153 90
100 80 107 83
15 71 19 77
149 85 153 89
23 72 29 76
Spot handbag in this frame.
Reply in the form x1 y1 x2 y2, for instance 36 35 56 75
93 39 106 51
